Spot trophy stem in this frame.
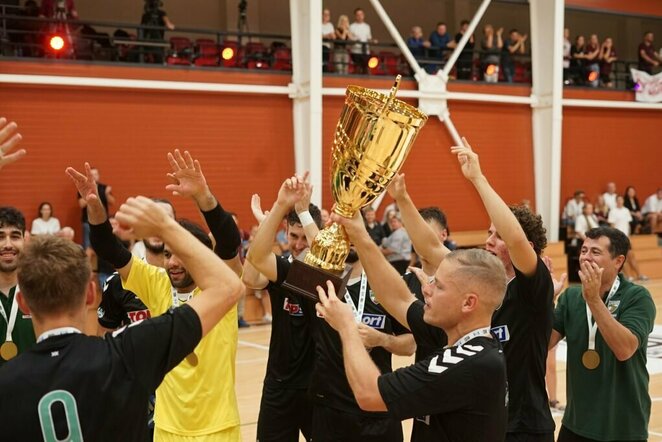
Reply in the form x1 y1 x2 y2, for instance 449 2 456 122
303 222 350 272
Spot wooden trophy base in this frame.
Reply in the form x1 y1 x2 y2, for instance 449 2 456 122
282 258 352 302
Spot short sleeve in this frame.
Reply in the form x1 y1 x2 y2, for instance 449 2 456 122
121 257 171 314
98 274 126 329
618 288 656 348
109 304 202 393
514 257 554 312
265 256 292 304
406 300 447 348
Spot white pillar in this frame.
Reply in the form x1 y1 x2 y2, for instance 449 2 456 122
289 0 323 207
529 0 564 242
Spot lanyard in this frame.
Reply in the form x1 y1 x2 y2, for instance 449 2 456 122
0 285 20 343
448 326 492 348
37 327 82 343
586 276 620 351
344 272 367 324
171 287 194 308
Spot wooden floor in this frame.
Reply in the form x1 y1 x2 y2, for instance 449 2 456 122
235 278 662 441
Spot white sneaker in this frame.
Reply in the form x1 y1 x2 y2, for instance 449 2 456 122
263 314 273 324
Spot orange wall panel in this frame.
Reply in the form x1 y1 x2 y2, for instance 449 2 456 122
0 84 294 241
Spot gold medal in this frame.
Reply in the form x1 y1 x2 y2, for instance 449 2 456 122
582 349 600 369
0 341 18 361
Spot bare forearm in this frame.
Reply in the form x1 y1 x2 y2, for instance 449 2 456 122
397 193 448 268
241 260 269 290
194 188 217 212
251 201 287 261
381 332 416 356
588 300 638 361
87 198 108 225
339 326 386 411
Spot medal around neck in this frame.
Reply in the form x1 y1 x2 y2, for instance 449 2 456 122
283 76 428 301
0 341 18 361
582 349 600 370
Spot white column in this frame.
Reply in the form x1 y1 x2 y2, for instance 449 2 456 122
289 0 323 207
529 0 564 242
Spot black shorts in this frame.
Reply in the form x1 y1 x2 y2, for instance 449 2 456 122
557 425 645 442
506 431 554 442
257 384 312 442
311 403 402 442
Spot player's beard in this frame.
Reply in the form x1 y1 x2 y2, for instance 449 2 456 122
144 237 165 254
345 248 359 264
0 246 19 273
168 267 195 290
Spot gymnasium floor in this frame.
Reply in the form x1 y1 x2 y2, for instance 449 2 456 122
235 278 662 441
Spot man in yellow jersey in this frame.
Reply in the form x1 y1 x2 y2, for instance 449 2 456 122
67 150 243 441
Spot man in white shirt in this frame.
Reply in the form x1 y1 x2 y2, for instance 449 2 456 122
574 203 600 241
349 8 374 74
642 188 662 233
322 8 335 72
602 182 618 212
563 190 585 228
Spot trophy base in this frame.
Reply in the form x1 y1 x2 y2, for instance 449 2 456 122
283 258 353 303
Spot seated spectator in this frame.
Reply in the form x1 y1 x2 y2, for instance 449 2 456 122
363 206 385 246
454 20 474 80
563 28 572 84
594 195 610 226
623 186 643 234
608 196 648 281
570 35 587 85
56 226 76 242
602 182 618 211
39 0 78 19
428 22 455 71
574 203 600 242
381 212 411 275
584 34 601 87
642 188 662 234
349 8 375 75
333 14 352 74
563 190 585 228
502 29 527 83
638 31 661 74
599 37 617 88
322 8 335 72
481 24 503 83
407 25 429 58
30 201 61 235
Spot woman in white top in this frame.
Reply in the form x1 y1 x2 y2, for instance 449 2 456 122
31 202 61 235
608 196 647 281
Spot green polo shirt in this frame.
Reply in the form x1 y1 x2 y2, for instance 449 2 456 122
554 274 655 441
0 286 36 367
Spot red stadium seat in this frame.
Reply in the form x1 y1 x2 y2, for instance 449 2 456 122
272 47 292 71
194 40 219 67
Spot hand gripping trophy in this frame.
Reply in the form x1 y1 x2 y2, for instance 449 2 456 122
283 75 428 301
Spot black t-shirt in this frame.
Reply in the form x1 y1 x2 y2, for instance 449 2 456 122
378 301 507 442
403 272 448 362
98 272 152 329
307 273 409 414
263 256 316 389
79 183 109 223
454 33 474 61
366 222 386 246
0 305 201 442
491 257 554 433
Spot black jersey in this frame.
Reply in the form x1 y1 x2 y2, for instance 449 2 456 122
0 304 201 442
403 272 448 362
308 274 409 414
377 300 507 442
491 257 554 433
263 256 316 389
98 273 151 329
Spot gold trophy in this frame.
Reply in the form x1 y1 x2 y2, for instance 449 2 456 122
283 76 428 301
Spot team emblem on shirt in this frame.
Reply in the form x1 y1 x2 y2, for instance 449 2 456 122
427 344 484 374
607 300 620 315
369 289 379 305
97 307 105 319
361 313 386 330
283 298 304 316
127 309 151 322
490 325 510 343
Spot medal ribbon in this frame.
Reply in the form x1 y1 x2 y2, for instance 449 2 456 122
586 276 620 351
0 285 20 343
37 327 81 343
344 272 367 324
448 326 492 348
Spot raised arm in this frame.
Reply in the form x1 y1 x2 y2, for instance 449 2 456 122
387 174 449 270
241 194 271 290
165 149 242 277
115 197 243 337
0 118 27 171
293 171 320 244
332 211 417 329
451 138 538 276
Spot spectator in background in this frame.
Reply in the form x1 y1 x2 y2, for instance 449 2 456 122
334 14 352 74
603 182 618 211
381 212 411 275
454 20 475 80
139 0 175 64
39 0 78 19
349 8 375 75
623 186 643 234
429 22 455 71
502 29 527 83
599 37 617 88
608 196 648 282
563 28 572 84
638 31 661 74
363 206 385 246
481 24 503 83
574 203 600 242
563 190 585 228
642 188 662 234
30 202 60 235
584 34 601 87
321 8 335 72
406 25 429 58
570 35 587 85
320 208 330 226
594 195 611 226
274 219 290 257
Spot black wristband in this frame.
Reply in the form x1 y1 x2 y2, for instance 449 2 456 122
202 202 241 260
89 220 132 269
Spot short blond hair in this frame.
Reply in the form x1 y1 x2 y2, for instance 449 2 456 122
444 249 507 310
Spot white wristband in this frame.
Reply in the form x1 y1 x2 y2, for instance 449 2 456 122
298 210 315 227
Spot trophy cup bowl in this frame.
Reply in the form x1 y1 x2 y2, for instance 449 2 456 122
283 76 428 301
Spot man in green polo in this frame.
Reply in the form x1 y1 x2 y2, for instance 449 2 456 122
551 226 655 441
0 207 36 365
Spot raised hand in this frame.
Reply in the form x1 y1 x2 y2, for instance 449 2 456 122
315 280 355 333
578 260 603 305
358 323 385 349
407 266 433 287
329 210 369 243
65 162 101 204
276 173 308 209
165 149 209 200
450 137 484 183
251 194 269 225
0 118 27 171
542 255 568 300
115 196 174 240
294 171 313 214
386 173 408 201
